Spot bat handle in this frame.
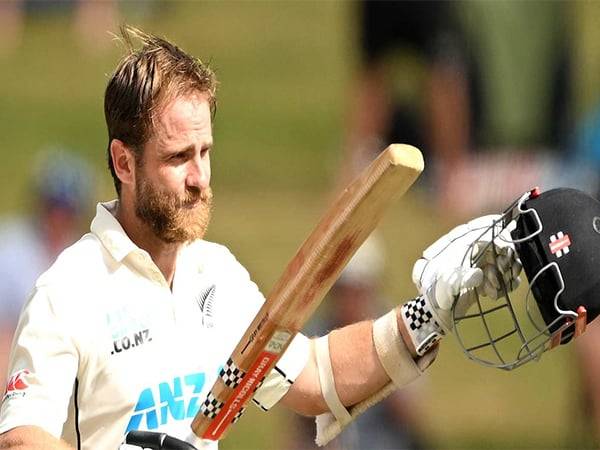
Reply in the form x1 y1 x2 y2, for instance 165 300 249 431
124 431 198 450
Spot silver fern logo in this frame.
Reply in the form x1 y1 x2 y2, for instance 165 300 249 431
197 285 216 328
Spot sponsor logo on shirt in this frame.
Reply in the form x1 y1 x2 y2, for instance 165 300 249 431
125 371 207 432
111 328 153 355
3 369 30 401
106 307 153 356
196 284 216 328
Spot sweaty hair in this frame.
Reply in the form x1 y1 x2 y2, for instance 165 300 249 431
105 25 217 195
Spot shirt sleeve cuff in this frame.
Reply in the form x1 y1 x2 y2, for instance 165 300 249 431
251 332 310 411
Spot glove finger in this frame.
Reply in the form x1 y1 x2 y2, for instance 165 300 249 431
471 222 516 263
497 254 511 274
483 264 501 290
499 254 521 285
495 274 522 297
501 247 517 268
482 243 503 266
436 267 482 310
465 242 480 266
446 266 483 295
476 242 513 269
434 277 455 311
412 258 428 288
461 267 484 290
479 278 500 300
505 246 515 261
501 263 517 286
498 250 522 281
485 250 496 267
511 258 523 278
455 290 478 317
472 241 494 265
493 235 513 253
442 270 462 297
470 243 486 267
505 275 521 293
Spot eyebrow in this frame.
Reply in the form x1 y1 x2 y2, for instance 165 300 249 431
161 142 213 157
169 144 195 155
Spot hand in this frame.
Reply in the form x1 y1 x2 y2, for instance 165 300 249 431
412 215 522 333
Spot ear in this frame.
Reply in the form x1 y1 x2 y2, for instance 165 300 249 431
110 139 137 189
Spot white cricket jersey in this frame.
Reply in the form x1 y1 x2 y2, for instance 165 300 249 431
0 201 310 449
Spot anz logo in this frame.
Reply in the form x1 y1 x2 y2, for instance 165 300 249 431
126 372 206 432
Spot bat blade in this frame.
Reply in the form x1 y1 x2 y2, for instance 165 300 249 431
192 144 424 440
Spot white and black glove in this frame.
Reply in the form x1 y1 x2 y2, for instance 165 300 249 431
401 215 522 355
120 431 198 450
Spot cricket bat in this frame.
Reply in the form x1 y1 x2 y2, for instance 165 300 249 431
192 144 424 440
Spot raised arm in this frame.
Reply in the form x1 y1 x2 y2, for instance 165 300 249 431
282 312 419 416
281 215 521 446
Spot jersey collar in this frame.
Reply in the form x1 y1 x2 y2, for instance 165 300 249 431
91 200 139 263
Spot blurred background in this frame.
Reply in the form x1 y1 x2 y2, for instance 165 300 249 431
1 1 600 449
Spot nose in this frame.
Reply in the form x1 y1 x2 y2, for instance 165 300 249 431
186 154 211 190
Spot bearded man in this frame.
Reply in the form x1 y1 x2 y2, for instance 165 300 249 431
0 27 518 450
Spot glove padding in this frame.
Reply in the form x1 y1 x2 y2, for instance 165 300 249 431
412 215 522 333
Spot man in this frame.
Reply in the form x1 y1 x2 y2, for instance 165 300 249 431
0 27 513 450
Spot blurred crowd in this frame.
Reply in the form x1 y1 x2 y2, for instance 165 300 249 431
0 149 94 386
0 0 163 54
340 1 600 219
2 1 600 449
303 1 600 449
0 0 119 53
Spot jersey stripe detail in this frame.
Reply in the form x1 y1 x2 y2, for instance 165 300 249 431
74 378 81 450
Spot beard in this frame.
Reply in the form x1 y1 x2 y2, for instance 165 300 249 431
134 173 213 244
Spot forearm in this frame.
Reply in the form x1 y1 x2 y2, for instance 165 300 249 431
285 309 423 415
331 320 387 403
329 315 414 407
0 426 73 450
282 303 439 447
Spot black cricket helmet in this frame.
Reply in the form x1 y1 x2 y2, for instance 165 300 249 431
453 187 600 370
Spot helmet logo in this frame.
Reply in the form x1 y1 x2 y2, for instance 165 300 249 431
593 217 600 235
549 232 571 257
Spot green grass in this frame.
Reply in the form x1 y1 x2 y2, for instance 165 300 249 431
0 2 589 449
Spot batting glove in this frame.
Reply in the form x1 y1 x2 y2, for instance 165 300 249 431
402 215 522 355
120 431 198 450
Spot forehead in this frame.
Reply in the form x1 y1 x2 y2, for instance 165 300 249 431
152 93 212 145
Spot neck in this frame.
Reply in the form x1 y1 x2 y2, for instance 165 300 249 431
115 198 182 287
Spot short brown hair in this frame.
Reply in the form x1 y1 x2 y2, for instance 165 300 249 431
105 25 217 195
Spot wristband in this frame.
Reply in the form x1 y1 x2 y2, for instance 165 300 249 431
400 296 445 356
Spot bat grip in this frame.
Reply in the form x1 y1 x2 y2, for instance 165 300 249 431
124 431 198 450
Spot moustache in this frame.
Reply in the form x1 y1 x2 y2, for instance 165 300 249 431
180 187 213 208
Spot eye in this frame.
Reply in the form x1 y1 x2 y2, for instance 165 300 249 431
170 152 187 162
201 146 211 158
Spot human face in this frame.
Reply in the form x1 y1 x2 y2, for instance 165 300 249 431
134 93 213 243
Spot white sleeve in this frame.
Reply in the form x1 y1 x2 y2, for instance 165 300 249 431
0 286 78 437
251 332 310 411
